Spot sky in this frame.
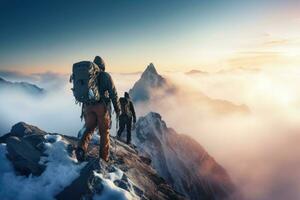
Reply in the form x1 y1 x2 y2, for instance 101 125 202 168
0 0 300 74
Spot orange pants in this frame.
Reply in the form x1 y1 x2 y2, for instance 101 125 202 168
78 103 110 161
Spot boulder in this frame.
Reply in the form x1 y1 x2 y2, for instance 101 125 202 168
6 136 45 176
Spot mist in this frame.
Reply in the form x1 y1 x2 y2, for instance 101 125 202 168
1 67 300 200
0 72 140 135
0 83 82 134
135 67 300 200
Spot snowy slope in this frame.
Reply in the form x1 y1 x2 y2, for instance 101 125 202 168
0 122 184 200
133 112 235 200
0 135 135 200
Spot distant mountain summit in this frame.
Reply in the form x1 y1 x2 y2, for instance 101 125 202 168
129 63 175 102
129 63 249 114
0 76 44 95
133 112 235 200
185 69 209 75
141 63 161 79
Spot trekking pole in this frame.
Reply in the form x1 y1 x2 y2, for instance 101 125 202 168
114 114 119 154
116 114 119 131
114 114 119 157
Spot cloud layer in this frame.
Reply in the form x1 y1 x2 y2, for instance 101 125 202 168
1 68 300 200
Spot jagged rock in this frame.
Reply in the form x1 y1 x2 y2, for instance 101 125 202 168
129 63 176 102
10 122 47 138
1 122 186 200
56 159 101 200
0 122 47 143
6 136 45 176
1 116 236 200
133 112 236 200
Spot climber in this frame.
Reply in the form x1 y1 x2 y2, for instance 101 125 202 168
74 56 120 162
117 92 136 144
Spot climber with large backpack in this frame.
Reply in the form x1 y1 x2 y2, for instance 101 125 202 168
117 92 136 144
70 56 120 162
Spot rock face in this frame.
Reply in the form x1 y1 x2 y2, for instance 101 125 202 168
0 114 237 200
129 63 175 102
0 76 44 95
0 122 185 200
133 112 236 200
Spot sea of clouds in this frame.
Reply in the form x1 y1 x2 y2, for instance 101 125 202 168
0 67 300 200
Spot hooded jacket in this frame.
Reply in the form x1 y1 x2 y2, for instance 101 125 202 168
96 71 120 115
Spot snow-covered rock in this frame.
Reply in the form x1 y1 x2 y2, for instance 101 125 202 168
133 112 236 200
0 122 185 200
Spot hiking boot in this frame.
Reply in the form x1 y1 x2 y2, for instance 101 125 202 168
75 147 86 162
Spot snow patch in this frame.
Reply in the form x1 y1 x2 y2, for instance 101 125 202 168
0 134 139 200
93 169 137 200
0 135 85 200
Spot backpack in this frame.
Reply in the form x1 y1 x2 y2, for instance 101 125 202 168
70 61 101 104
119 97 131 116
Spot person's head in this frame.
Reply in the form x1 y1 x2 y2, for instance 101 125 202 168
93 56 105 71
124 92 130 99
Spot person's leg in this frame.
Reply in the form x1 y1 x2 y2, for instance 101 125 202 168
95 103 111 162
126 116 132 144
77 105 97 160
117 114 126 138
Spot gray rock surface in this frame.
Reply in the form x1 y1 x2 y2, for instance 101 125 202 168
0 122 185 200
133 112 236 200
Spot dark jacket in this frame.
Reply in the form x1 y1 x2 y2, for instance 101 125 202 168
119 97 136 122
97 71 120 115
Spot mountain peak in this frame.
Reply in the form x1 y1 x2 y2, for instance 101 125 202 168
142 63 158 77
185 69 208 75
134 112 236 199
129 63 168 102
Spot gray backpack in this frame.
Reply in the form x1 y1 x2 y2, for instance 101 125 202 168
119 97 132 116
70 61 101 104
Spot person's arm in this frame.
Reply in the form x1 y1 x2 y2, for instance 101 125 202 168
107 74 120 116
130 101 136 123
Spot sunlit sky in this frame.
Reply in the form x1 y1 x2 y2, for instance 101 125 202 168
0 0 299 74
